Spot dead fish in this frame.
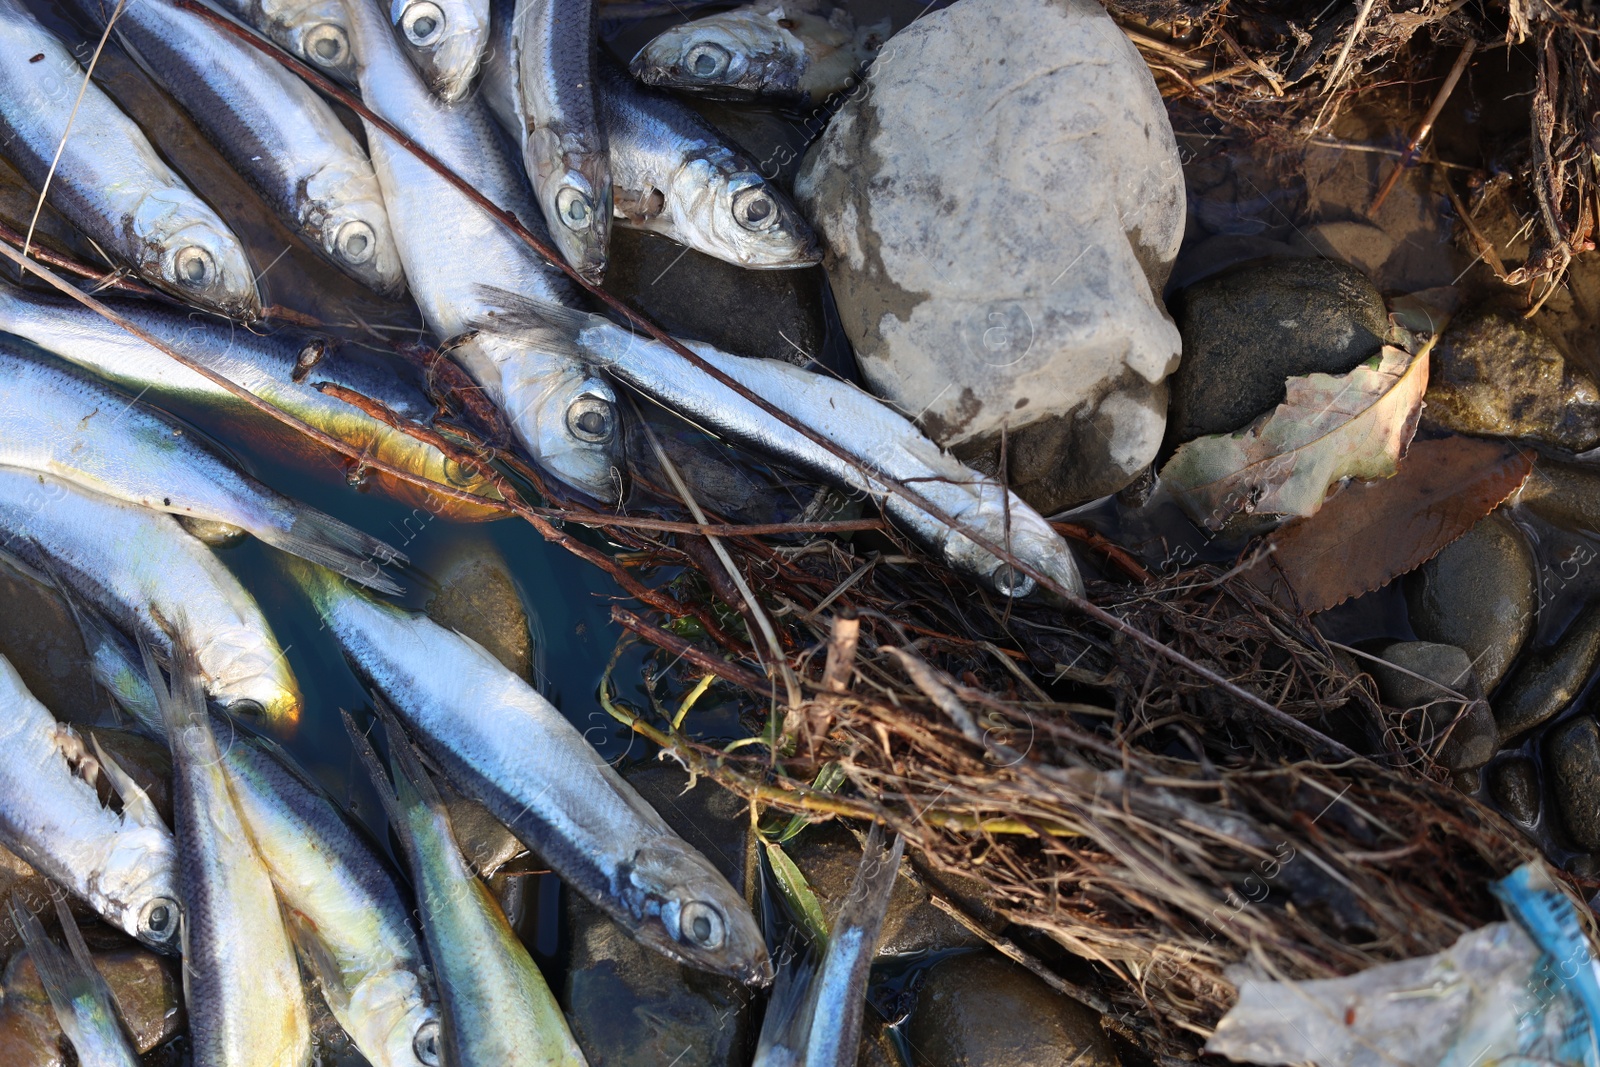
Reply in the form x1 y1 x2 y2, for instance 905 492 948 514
0 654 178 952
0 0 259 318
344 709 587 1067
292 560 772 985
630 0 888 105
149 639 312 1067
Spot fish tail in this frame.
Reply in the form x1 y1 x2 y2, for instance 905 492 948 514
140 633 214 762
464 284 597 360
341 707 422 869
10 891 114 1047
752 940 818 1067
260 507 408 596
58 585 162 733
836 824 904 931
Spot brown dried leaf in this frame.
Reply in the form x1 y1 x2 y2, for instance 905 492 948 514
1247 436 1534 613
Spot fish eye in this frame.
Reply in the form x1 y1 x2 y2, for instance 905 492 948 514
403 1 445 46
335 220 376 265
441 456 478 486
732 187 777 231
556 186 593 230
684 41 730 79
413 1020 440 1066
140 897 179 942
304 22 348 66
228 698 266 720
173 245 215 290
566 395 614 444
680 900 725 949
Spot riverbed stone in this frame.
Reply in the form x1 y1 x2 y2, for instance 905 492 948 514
784 821 983 956
5 944 182 1053
1494 604 1600 743
796 0 1185 513
1489 756 1542 828
1166 257 1389 443
1548 716 1600 850
562 763 755 1067
904 954 1118 1067
1423 311 1600 451
1404 514 1536 690
1369 642 1497 771
424 541 533 681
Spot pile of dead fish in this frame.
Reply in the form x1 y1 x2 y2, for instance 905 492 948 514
0 0 1079 1063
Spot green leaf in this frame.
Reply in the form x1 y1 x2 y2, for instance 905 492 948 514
763 838 830 947
769 762 847 845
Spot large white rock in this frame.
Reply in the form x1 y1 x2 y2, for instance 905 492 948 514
796 0 1185 513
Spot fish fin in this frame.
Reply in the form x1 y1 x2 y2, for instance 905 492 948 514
752 939 819 1066
256 507 408 596
836 824 904 937
88 734 165 832
341 707 419 870
464 285 600 357
369 697 448 815
10 892 112 1051
285 908 353 1018
139 631 209 750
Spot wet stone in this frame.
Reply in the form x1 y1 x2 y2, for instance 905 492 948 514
1489 757 1542 829
1166 257 1389 444
603 227 831 370
0 562 105 724
1369 642 1497 771
785 821 984 956
562 763 755 1067
1494 604 1600 743
0 1002 60 1067
87 727 174 826
903 954 1118 1067
1547 716 1600 850
1423 311 1600 451
5 945 183 1053
0 847 52 959
424 542 533 682
625 407 813 527
443 792 527 878
1404 514 1536 691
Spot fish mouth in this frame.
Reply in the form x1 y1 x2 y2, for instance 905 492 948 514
542 164 613 284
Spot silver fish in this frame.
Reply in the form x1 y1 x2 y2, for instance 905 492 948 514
0 0 259 318
345 710 587 1067
293 560 772 984
210 0 358 86
71 0 405 296
390 0 490 102
0 468 302 729
0 653 178 951
630 0 887 105
753 826 903 1067
0 344 405 593
482 8 818 269
473 296 1085 597
511 0 609 280
71 602 442 1067
150 640 312 1067
11 891 141 1067
0 279 500 509
338 0 623 502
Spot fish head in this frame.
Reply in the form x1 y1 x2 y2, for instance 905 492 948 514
306 163 408 297
671 155 821 269
135 192 261 319
529 140 613 284
390 0 488 103
201 644 303 736
343 969 442 1067
98 829 183 953
501 364 623 503
280 1 358 84
629 11 805 98
624 839 772 984
941 489 1083 600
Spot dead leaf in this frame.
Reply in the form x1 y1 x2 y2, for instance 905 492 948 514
1160 343 1430 530
1246 435 1534 613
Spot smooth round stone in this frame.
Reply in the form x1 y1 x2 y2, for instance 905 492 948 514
1167 257 1389 444
1404 514 1536 691
904 954 1118 1067
1369 641 1498 770
1547 716 1600 850
1488 756 1541 828
424 541 534 681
